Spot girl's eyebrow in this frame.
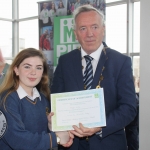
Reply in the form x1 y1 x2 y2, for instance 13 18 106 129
23 63 31 66
23 63 43 67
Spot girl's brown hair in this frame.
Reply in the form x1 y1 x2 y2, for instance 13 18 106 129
0 48 50 107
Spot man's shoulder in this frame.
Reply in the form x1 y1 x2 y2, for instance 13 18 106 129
106 47 130 60
102 42 129 58
107 47 124 55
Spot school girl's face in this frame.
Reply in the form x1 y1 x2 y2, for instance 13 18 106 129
14 56 44 91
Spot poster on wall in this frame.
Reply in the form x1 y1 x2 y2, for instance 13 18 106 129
53 0 106 68
54 15 80 68
67 0 105 15
38 0 106 71
40 26 54 69
38 0 68 77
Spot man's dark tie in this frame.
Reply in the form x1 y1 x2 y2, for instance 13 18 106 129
83 55 93 90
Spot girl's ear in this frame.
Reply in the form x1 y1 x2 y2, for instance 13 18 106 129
14 67 19 76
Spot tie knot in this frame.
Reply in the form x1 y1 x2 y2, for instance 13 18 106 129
84 55 93 62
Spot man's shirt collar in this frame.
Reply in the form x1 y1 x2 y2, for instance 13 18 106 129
81 43 104 61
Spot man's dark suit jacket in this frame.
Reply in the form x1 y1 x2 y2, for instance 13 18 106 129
51 42 137 150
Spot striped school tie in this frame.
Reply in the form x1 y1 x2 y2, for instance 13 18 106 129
83 55 93 90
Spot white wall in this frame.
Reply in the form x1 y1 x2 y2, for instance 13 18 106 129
140 0 150 149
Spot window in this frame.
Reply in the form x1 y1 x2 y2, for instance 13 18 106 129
133 2 140 53
132 2 140 87
106 0 125 3
0 20 12 57
106 4 127 53
105 1 140 92
19 19 38 50
19 0 38 18
0 0 140 67
0 0 12 19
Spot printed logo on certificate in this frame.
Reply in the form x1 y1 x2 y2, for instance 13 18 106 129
51 88 106 131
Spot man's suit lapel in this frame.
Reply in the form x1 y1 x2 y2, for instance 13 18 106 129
71 45 109 90
92 46 108 89
72 49 84 90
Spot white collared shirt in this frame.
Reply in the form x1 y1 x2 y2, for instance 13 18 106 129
16 85 41 101
81 43 104 76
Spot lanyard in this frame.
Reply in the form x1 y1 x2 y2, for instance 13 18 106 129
96 47 109 89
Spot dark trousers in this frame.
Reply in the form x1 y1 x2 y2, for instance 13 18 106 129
125 104 139 150
125 125 139 150
125 95 139 150
78 138 90 150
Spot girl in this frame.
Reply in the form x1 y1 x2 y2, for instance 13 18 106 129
49 2 57 25
0 48 73 150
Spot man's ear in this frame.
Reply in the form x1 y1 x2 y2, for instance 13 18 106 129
102 26 105 37
74 30 78 40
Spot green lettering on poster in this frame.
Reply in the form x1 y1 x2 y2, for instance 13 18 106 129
54 15 80 68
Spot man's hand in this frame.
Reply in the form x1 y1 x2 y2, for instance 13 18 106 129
70 123 102 137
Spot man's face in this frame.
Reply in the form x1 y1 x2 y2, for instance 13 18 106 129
74 11 105 54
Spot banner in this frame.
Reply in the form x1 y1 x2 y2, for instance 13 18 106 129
38 0 106 71
54 15 80 68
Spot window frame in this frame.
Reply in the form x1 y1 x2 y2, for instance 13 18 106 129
0 0 140 61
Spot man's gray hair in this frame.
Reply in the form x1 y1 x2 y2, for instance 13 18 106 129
73 5 105 29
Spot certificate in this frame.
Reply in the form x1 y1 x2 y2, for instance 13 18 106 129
51 88 106 131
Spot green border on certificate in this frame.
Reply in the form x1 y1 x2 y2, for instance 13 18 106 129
51 88 106 131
